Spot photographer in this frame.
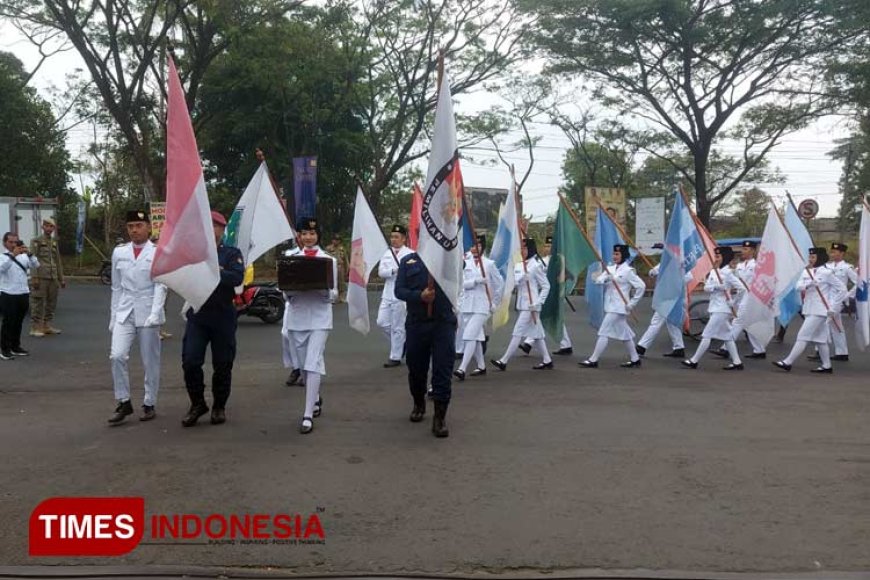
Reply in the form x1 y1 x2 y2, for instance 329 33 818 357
1 233 39 360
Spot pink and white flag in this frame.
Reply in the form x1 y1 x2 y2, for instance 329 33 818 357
742 207 806 346
151 56 219 310
348 187 388 334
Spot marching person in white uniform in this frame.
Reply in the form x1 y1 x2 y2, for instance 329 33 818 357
283 218 338 434
682 246 743 370
774 247 846 374
521 235 574 356
454 234 504 380
491 237 553 371
825 242 857 361
107 210 168 424
716 240 766 359
579 244 646 368
377 225 413 368
636 256 689 358
282 297 304 387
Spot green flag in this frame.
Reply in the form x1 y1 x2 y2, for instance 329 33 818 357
542 200 597 338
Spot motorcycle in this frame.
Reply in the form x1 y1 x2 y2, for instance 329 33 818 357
99 260 112 285
234 282 284 324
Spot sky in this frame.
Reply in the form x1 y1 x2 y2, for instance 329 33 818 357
1 19 852 221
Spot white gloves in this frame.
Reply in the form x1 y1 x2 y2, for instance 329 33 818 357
108 315 116 333
529 302 542 312
625 304 633 314
143 314 160 327
827 309 837 317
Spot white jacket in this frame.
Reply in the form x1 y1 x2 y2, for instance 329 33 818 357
110 241 167 327
649 263 693 285
514 256 550 312
460 254 504 314
798 265 847 317
594 262 645 315
378 245 413 302
734 258 755 303
283 246 338 331
825 260 858 301
703 266 741 314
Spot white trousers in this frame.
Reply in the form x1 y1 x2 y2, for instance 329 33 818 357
730 316 766 353
377 298 407 360
291 329 329 375
638 311 684 350
828 312 848 355
281 305 299 369
110 319 161 406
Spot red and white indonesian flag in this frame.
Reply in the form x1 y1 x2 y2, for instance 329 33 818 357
348 187 388 334
417 70 464 308
742 207 806 346
151 56 219 310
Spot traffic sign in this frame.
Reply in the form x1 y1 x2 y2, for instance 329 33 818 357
798 199 819 220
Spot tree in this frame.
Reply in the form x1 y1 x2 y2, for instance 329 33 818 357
335 0 529 212
1 0 302 200
0 51 71 198
519 0 863 226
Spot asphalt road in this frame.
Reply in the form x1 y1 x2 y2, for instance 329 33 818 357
1 283 869 574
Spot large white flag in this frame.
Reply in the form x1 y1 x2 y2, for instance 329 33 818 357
856 204 870 350
489 181 521 329
348 187 388 334
742 207 807 346
417 70 464 308
225 161 294 268
151 56 219 310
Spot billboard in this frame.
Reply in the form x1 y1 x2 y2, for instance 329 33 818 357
584 187 626 240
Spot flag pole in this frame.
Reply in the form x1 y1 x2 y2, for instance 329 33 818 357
768 200 841 332
512 165 538 322
558 192 636 321
592 196 655 270
424 50 446 317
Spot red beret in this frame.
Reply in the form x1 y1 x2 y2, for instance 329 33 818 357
211 211 227 227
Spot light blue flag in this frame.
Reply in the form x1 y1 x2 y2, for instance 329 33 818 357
585 207 626 328
778 203 813 326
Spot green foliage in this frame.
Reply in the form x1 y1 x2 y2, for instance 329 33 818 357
0 51 71 198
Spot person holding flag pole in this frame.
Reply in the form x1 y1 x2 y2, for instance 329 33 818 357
377 225 413 368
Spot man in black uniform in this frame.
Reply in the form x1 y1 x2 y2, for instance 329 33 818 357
394 253 456 438
181 211 245 427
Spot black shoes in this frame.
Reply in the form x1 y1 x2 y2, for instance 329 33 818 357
210 408 226 425
490 359 506 371
410 400 426 422
663 349 685 358
746 352 767 359
831 355 849 362
299 416 313 434
772 361 792 372
10 348 29 356
552 347 573 355
807 353 821 361
0 351 12 361
518 343 532 355
432 401 449 438
620 359 642 368
723 363 744 371
681 360 698 369
811 366 833 373
532 361 554 370
578 360 598 368
635 345 647 356
108 400 134 424
453 369 466 381
313 397 323 418
470 368 487 377
181 402 209 427
383 359 401 368
285 368 301 386
140 405 156 421
712 348 729 358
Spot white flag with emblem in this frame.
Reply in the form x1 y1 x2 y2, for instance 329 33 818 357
348 187 388 334
416 70 464 308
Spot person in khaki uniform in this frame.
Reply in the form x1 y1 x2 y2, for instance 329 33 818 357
29 217 65 337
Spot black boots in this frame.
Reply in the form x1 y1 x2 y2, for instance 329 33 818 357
108 400 133 425
182 401 209 427
410 398 426 422
432 401 449 438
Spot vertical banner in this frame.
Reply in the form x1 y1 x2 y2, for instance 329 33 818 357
584 187 626 240
149 202 166 240
635 197 665 254
75 200 86 254
293 157 318 220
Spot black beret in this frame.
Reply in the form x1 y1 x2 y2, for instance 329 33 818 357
715 246 735 263
391 224 407 235
545 235 553 244
742 240 758 248
297 217 319 232
126 210 149 223
831 242 847 252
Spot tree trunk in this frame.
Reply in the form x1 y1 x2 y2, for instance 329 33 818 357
128 140 162 201
694 149 711 228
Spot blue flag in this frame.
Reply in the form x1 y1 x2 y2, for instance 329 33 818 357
460 195 475 253
652 191 706 327
778 202 813 326
585 207 627 328
293 156 318 221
